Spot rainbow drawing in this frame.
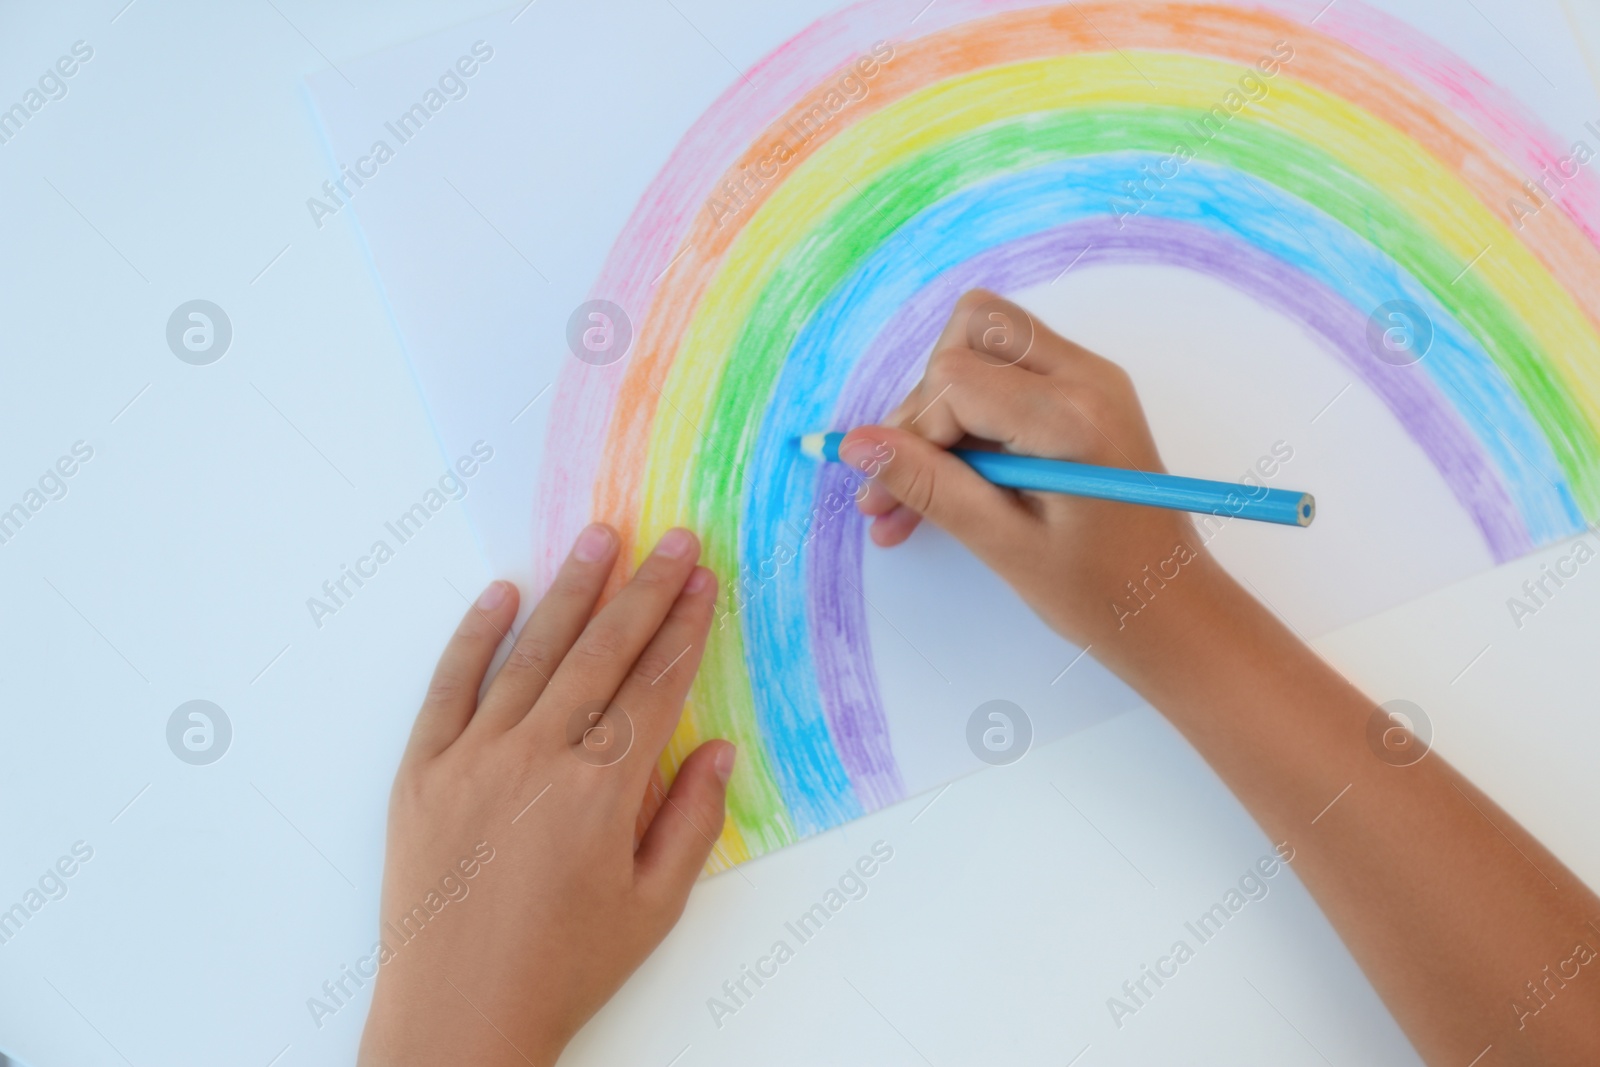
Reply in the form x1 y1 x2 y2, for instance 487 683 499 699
537 0 1600 866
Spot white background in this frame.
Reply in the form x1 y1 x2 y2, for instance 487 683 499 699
1 1 1597 1065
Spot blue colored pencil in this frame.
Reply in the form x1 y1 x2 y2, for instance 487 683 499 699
798 431 1315 527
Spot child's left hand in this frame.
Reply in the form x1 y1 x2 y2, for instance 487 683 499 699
359 524 733 1067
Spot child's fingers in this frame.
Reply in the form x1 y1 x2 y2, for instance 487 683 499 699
406 580 520 761
840 426 1027 555
903 348 1070 454
471 523 618 736
880 302 992 429
932 287 1000 357
893 292 1099 424
635 740 733 900
523 528 701 739
858 345 1078 542
603 566 716 786
869 504 922 547
857 479 899 517
945 288 1100 378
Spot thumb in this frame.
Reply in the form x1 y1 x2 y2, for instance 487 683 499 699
635 740 733 898
839 427 1020 551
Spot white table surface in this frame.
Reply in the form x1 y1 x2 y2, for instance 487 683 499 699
2 2 1596 1065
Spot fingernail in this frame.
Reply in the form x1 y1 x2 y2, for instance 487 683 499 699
574 523 613 562
838 435 879 472
476 580 510 609
656 527 695 559
685 566 713 596
714 743 737 784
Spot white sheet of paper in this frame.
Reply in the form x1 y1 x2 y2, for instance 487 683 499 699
305 0 1597 851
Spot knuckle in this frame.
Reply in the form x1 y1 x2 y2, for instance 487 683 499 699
901 462 939 515
629 564 675 592
543 570 598 614
926 346 971 385
1076 390 1116 428
507 635 558 677
1096 365 1136 402
866 442 897 477
498 740 540 779
954 288 994 319
1054 382 1103 422
1050 380 1084 409
457 610 494 641
631 649 680 686
424 673 469 707
572 627 627 667
627 556 688 595
656 892 690 926
389 768 428 813
670 585 714 622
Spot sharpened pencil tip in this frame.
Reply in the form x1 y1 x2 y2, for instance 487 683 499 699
797 432 829 460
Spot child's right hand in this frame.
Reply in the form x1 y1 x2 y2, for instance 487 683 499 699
850 291 1600 1067
841 289 1217 652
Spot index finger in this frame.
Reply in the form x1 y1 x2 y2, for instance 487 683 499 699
519 528 702 744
